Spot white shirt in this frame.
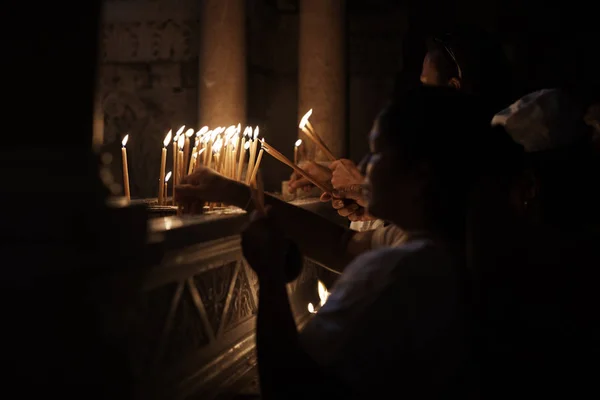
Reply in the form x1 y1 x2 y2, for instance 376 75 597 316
299 239 472 398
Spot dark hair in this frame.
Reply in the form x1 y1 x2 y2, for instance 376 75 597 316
379 86 523 235
427 27 514 112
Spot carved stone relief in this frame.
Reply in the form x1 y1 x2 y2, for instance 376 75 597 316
194 261 237 335
163 283 210 365
223 265 257 332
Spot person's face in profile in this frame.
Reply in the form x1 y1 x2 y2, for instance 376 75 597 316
420 52 442 86
365 116 425 228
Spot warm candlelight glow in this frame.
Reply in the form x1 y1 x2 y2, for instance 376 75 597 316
243 126 253 137
213 138 223 153
185 128 195 137
163 131 172 147
253 126 259 140
198 148 206 155
225 125 237 137
178 134 185 150
197 126 209 137
244 141 251 150
165 171 172 182
295 139 302 147
236 123 241 134
203 132 211 143
122 134 129 147
308 303 316 314
299 108 313 129
175 125 186 137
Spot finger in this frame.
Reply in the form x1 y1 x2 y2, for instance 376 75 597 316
332 184 364 201
320 192 332 202
331 199 344 209
328 160 341 171
337 203 359 217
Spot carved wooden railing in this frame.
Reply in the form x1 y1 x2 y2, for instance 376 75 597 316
119 214 322 400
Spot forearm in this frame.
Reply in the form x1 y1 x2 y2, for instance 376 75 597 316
228 180 357 272
257 275 348 400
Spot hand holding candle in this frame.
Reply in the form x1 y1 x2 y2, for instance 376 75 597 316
121 134 130 200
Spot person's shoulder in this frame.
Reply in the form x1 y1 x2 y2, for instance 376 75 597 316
350 238 453 277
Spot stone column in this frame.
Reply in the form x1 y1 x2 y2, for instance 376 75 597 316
298 0 347 160
198 0 247 127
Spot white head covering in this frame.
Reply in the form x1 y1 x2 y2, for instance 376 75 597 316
491 88 588 152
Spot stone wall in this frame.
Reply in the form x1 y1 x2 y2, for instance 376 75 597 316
98 0 410 194
99 0 198 198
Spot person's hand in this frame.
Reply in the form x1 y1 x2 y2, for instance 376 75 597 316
329 159 364 190
241 209 289 279
288 161 332 193
320 184 375 222
174 166 236 213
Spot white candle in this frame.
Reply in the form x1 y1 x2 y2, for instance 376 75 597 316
236 137 248 181
159 131 172 205
121 134 130 200
246 127 259 184
164 171 171 205
249 140 264 185
294 138 302 165
177 135 185 182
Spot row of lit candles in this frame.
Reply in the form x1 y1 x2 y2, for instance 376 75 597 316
120 108 332 203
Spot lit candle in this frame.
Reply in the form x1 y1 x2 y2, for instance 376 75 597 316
246 127 259 184
237 140 250 181
249 139 264 185
299 108 336 161
212 137 223 173
182 128 194 173
196 126 209 168
204 131 213 166
159 130 172 205
188 152 197 175
171 130 178 185
164 171 171 204
121 134 130 200
294 139 302 165
177 134 185 182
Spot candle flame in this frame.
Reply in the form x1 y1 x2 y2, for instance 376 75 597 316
203 131 212 143
295 139 302 147
211 130 220 141
244 126 253 137
195 137 200 147
225 125 237 135
197 126 209 137
163 131 172 147
178 134 185 150
199 148 206 155
307 303 316 314
253 126 259 140
122 134 129 147
165 171 172 182
175 125 186 137
244 141 251 150
318 280 330 307
213 138 223 153
185 128 195 137
299 109 313 129
236 123 241 134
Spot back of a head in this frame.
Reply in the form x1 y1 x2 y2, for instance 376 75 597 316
430 25 514 111
381 86 522 233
